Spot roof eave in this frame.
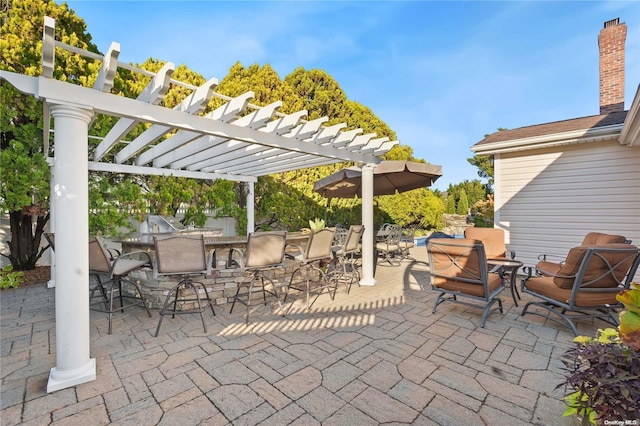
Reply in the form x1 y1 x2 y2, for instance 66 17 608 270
619 85 640 147
470 123 624 155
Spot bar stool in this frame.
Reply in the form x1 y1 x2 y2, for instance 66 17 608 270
153 235 216 336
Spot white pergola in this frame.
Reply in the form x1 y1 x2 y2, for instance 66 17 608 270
0 17 398 392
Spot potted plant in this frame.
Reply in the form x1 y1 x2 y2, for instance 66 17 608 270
560 284 640 425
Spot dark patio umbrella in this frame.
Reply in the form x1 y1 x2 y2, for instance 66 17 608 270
313 160 442 198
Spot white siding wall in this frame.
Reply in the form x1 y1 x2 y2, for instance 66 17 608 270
494 140 640 280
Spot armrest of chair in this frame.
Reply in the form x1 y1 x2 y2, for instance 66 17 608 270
229 247 246 271
207 249 217 274
284 243 303 260
537 253 565 264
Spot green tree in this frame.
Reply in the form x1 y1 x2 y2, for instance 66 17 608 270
447 180 487 209
1 0 98 269
445 195 456 214
457 190 469 215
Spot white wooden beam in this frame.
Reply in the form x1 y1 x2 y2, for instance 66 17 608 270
88 161 255 182
285 117 328 141
331 128 363 148
374 140 399 155
135 91 254 166
346 133 376 151
42 17 55 78
93 62 174 161
261 110 307 135
360 136 389 154
309 123 346 145
93 42 120 92
154 101 281 168
115 77 218 163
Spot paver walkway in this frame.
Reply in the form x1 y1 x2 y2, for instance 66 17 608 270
1 247 590 425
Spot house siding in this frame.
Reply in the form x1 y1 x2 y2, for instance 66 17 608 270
494 140 640 279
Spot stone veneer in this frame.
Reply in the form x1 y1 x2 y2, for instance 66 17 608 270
112 247 301 310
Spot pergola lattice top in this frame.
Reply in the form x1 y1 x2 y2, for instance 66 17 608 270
33 17 398 182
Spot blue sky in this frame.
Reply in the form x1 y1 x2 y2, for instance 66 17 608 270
65 1 640 190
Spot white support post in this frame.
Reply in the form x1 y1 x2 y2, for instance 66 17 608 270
359 163 376 286
47 103 96 393
246 182 255 235
47 164 55 289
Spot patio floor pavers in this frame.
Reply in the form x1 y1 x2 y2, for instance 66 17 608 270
0 246 593 425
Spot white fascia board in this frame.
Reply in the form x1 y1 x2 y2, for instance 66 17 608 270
619 85 640 147
12 73 378 165
87 161 256 182
471 124 624 155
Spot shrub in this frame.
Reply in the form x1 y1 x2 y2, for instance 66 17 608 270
0 265 24 289
560 284 640 424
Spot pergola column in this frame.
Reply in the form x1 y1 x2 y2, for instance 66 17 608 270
47 165 56 288
359 162 376 286
246 181 255 235
47 103 96 393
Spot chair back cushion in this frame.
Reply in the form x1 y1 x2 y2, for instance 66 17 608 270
304 228 336 262
154 235 207 274
554 244 639 289
245 231 288 268
464 228 506 259
427 238 485 283
89 236 112 273
581 232 627 245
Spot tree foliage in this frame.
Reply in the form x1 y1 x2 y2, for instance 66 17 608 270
457 190 469 215
1 0 98 269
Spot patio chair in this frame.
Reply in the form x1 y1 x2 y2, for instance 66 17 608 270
89 236 152 335
398 227 416 261
521 244 640 335
464 227 520 302
327 225 364 294
153 235 216 336
535 232 628 277
426 238 506 327
229 231 288 323
286 227 337 309
376 223 402 265
464 227 515 261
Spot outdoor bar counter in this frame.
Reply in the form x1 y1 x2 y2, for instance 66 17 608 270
119 232 310 309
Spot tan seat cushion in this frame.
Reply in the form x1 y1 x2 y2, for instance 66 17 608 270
553 244 637 289
433 274 503 297
525 276 621 307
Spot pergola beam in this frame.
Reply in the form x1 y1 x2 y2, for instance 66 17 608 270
93 62 175 161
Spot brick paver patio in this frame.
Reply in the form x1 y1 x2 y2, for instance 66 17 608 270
1 247 590 425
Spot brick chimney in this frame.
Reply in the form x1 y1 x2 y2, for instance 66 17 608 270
598 18 627 114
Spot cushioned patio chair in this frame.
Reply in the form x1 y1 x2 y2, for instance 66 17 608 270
89 236 152 335
426 238 506 327
521 244 640 335
230 231 288 323
153 235 216 336
535 232 628 277
286 227 336 309
464 227 515 261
